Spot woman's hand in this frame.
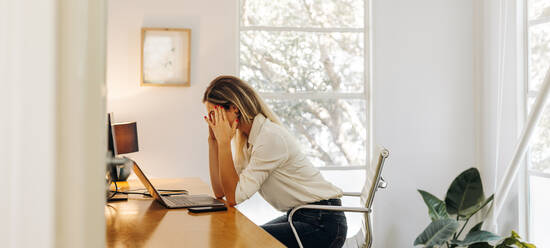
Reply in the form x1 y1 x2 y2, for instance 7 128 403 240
204 105 238 145
208 127 216 142
207 112 217 143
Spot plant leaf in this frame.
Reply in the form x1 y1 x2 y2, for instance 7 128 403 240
452 231 501 246
469 242 494 248
414 218 459 248
445 167 485 217
464 194 494 219
496 231 537 248
418 189 449 221
468 222 484 235
495 245 513 248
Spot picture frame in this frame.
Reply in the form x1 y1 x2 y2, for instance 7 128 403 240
141 28 191 87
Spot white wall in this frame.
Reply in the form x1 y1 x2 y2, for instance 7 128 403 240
372 0 475 247
107 0 238 181
108 0 480 247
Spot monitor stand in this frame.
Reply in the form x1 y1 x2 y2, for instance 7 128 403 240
108 193 128 201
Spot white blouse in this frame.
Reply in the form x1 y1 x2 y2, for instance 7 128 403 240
234 114 343 212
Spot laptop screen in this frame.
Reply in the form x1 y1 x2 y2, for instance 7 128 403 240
132 163 166 204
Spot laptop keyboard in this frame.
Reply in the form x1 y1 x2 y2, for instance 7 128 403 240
164 196 194 207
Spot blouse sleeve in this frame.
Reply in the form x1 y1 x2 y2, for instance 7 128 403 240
234 132 289 203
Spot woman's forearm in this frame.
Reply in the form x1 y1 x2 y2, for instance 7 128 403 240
208 139 225 199
217 141 239 206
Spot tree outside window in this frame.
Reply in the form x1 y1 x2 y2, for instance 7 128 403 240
526 1 550 246
236 0 369 236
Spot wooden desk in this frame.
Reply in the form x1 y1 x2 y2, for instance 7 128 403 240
105 178 284 248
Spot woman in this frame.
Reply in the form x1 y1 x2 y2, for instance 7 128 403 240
203 75 347 248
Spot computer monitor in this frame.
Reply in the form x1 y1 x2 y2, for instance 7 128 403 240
107 112 118 156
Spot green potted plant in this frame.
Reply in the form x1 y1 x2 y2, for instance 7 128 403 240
414 167 536 248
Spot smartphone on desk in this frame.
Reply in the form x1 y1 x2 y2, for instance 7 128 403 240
188 206 227 213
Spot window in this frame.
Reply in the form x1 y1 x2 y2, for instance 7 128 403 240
525 0 550 246
237 0 369 237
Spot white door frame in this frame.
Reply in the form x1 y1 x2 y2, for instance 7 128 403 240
0 0 107 247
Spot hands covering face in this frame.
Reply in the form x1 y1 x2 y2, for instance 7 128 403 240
204 105 238 145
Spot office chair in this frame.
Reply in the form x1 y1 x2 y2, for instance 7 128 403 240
289 146 389 248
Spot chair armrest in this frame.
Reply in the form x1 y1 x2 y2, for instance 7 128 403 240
288 204 372 248
289 204 371 215
342 192 362 197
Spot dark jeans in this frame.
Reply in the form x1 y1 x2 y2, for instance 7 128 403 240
261 199 347 248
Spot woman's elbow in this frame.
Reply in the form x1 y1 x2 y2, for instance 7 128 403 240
227 200 237 207
226 194 238 207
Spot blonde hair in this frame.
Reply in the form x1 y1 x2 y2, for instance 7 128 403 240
202 75 282 171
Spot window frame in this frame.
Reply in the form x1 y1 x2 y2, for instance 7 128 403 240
237 0 372 171
525 2 550 179
522 0 550 242
523 0 550 177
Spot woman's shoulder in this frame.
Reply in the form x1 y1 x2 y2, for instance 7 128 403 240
256 121 289 144
257 120 304 150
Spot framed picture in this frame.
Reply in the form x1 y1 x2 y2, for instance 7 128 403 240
141 28 191 87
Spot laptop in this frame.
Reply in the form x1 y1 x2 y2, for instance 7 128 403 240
132 163 225 208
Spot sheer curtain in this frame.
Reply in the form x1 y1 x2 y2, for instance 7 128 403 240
475 0 526 235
